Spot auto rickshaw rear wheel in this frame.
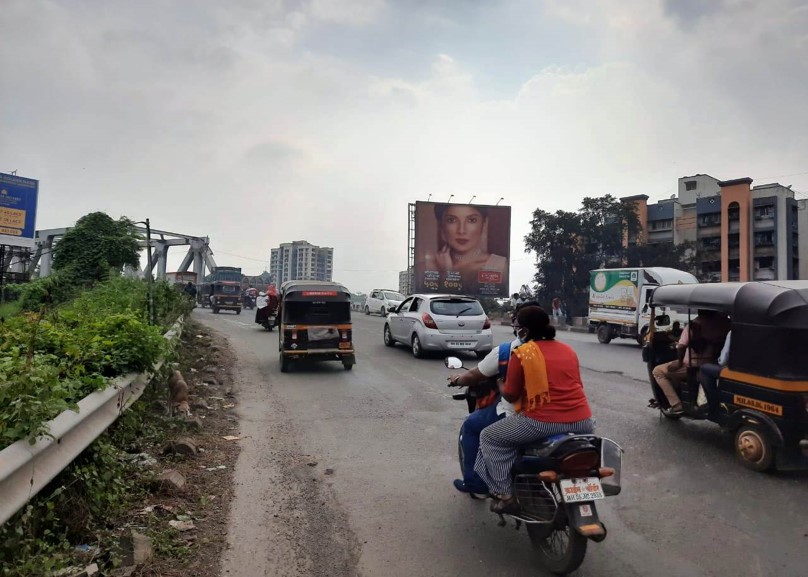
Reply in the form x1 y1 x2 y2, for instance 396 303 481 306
343 363 353 371
734 425 775 472
280 351 290 373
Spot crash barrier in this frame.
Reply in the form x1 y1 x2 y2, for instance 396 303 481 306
0 317 184 526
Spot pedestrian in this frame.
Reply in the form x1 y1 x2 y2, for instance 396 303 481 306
551 296 562 320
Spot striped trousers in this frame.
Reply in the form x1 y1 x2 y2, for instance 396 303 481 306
473 413 596 496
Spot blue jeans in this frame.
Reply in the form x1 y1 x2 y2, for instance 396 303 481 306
460 403 505 492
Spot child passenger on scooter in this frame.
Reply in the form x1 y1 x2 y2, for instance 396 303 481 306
474 305 595 514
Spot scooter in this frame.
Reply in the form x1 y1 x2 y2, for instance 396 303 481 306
446 356 624 575
254 293 278 331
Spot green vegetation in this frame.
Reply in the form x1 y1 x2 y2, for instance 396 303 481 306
52 212 141 284
0 277 192 446
524 194 695 316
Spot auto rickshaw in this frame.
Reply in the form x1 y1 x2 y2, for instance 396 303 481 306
277 281 355 373
208 281 242 314
643 280 808 472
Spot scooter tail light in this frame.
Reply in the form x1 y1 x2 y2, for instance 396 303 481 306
559 451 600 475
538 471 558 482
422 313 438 329
597 467 615 479
291 331 298 340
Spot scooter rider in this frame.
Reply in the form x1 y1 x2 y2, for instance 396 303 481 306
448 301 538 497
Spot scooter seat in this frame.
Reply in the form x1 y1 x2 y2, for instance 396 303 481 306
521 433 576 456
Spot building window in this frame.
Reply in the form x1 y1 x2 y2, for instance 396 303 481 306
685 181 697 191
754 232 774 246
698 214 721 227
650 219 673 231
753 206 773 220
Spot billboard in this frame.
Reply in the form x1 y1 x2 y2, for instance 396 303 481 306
0 173 39 248
413 201 511 297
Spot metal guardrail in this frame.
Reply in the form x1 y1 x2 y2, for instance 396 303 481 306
0 318 184 526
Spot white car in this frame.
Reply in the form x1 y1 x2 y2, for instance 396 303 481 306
365 289 405 316
383 294 493 359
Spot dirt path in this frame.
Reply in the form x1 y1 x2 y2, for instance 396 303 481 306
216 331 361 577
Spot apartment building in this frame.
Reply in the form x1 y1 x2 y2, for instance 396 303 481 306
398 268 413 296
624 174 803 282
269 241 334 286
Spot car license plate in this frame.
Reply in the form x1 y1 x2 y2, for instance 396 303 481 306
448 341 473 348
559 478 605 503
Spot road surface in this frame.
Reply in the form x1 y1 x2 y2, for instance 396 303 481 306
197 309 808 577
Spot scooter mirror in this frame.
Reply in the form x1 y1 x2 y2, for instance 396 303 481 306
444 357 464 369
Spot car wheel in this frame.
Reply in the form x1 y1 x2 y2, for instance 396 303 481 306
380 307 386 317
411 334 424 358
383 324 395 347
364 306 370 315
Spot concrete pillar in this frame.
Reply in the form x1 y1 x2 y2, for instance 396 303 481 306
39 237 54 277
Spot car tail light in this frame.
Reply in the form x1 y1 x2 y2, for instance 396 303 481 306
483 317 491 329
559 450 600 476
422 313 438 329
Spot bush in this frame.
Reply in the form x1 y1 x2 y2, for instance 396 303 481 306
0 277 189 446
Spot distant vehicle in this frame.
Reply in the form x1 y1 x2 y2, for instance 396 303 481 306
201 281 242 314
208 266 242 283
588 267 698 345
383 294 492 359
365 289 405 316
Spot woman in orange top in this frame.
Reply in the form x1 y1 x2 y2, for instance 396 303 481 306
473 305 595 512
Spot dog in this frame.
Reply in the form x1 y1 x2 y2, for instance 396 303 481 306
167 369 192 418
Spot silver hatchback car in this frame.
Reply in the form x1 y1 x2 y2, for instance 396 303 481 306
383 294 493 359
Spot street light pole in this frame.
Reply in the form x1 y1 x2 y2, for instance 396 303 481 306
136 219 154 325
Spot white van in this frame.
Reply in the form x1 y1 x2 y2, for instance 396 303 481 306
365 289 405 316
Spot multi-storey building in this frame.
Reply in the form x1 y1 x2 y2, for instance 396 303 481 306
624 174 803 282
398 268 413 296
269 241 334 286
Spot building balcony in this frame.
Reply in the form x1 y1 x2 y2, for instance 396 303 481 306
752 218 774 230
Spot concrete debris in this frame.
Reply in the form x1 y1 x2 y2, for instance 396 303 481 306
152 469 187 492
164 437 198 457
169 519 196 531
117 529 153 566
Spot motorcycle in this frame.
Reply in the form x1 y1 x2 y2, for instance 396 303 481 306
446 356 623 575
254 293 278 331
242 294 257 310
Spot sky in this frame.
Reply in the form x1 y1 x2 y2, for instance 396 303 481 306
2 0 808 293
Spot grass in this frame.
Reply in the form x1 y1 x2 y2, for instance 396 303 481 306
0 300 22 319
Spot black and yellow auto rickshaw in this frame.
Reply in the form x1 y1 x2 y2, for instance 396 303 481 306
207 280 242 314
643 281 808 472
278 281 355 373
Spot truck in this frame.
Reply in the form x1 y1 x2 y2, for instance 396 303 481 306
588 267 698 345
208 266 242 283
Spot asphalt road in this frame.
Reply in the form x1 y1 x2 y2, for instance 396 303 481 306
198 308 808 577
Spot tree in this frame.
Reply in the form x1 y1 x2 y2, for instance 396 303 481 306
52 212 141 283
626 240 697 272
524 195 643 317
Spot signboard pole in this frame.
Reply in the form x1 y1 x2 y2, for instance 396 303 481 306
0 244 5 305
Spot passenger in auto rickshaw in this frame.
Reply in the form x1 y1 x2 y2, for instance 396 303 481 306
651 310 730 415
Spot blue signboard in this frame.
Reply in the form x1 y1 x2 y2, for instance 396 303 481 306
0 173 39 248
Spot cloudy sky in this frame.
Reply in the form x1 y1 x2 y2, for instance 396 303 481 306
2 0 808 292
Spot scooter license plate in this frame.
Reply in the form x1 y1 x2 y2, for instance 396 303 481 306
559 478 605 503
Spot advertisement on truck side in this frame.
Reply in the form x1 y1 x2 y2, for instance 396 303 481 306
589 269 640 315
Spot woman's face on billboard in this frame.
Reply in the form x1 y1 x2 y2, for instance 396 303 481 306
440 206 485 254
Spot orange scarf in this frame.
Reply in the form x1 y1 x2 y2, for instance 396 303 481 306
512 341 551 413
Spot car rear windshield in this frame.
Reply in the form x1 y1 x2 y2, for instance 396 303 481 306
430 299 484 317
384 292 404 301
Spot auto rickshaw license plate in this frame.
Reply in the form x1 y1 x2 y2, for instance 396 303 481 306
559 478 605 502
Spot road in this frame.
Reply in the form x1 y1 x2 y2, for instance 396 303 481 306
197 309 808 577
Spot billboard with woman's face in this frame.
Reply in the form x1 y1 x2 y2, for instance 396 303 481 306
413 202 511 297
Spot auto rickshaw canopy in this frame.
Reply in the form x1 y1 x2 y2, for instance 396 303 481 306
650 281 808 381
280 280 351 302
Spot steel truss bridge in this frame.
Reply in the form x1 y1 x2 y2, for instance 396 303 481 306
0 226 218 281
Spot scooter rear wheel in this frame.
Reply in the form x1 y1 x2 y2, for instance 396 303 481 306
529 523 588 576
